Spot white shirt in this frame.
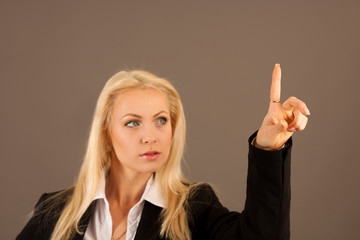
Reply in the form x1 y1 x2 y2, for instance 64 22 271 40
83 174 165 240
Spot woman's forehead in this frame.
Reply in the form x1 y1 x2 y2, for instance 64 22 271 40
112 88 170 117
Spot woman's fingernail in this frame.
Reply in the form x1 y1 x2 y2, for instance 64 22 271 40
288 127 296 132
304 108 311 115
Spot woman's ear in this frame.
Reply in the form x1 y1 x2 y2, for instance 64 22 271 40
106 144 112 153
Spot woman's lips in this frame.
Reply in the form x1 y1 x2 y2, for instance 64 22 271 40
140 151 160 160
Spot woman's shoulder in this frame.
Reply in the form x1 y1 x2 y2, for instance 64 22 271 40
34 187 74 213
185 183 233 232
186 182 222 206
33 187 74 226
16 188 75 240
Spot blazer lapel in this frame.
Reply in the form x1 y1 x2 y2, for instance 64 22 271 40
134 201 164 240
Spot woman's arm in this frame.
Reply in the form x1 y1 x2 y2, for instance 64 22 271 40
188 64 308 240
187 132 292 240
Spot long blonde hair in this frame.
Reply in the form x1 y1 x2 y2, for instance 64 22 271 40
50 70 193 240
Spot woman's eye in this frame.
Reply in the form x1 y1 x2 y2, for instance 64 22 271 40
125 120 140 127
156 117 167 126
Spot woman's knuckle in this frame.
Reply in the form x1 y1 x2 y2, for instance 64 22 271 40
289 96 298 101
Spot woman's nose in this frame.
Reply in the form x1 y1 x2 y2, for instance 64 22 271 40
142 137 157 144
141 127 157 144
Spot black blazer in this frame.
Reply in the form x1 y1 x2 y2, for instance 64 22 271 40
16 132 292 240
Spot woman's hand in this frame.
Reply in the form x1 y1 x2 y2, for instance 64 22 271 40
255 64 310 150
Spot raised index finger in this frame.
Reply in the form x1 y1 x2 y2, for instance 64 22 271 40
270 63 281 102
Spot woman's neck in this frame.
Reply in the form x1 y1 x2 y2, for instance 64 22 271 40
105 164 152 207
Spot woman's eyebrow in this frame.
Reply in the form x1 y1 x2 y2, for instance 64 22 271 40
121 111 169 119
121 113 142 119
153 111 169 117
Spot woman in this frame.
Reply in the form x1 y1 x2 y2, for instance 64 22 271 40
17 64 310 240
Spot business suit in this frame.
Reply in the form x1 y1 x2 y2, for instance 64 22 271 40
17 132 292 240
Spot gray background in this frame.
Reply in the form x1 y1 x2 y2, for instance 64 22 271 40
1 1 359 239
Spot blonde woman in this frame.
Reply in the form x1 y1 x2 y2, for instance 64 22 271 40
17 64 310 240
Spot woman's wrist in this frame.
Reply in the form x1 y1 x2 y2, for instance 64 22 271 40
252 137 285 151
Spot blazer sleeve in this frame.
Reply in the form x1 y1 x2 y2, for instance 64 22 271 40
188 131 292 240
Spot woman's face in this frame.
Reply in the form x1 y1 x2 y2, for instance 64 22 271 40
109 88 172 175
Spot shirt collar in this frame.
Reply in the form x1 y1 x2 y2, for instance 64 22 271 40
142 175 165 208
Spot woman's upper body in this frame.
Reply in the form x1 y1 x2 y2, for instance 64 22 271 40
16 64 310 240
17 131 292 240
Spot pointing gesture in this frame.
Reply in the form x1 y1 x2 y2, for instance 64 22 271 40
255 64 310 150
